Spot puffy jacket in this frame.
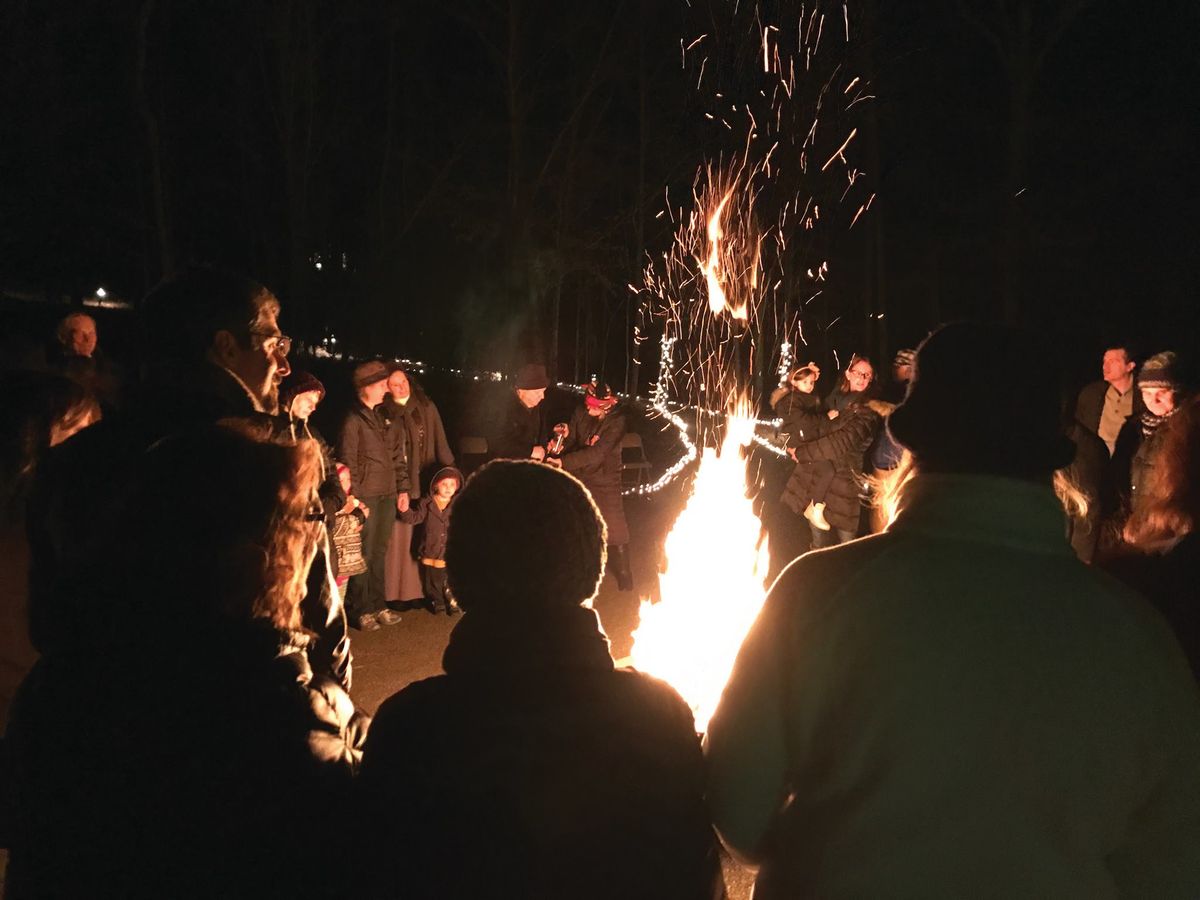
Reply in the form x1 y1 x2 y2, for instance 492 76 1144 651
338 402 407 499
783 400 882 533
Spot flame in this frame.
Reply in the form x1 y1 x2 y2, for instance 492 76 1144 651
699 189 749 321
629 403 769 733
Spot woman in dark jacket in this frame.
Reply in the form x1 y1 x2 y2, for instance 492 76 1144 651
383 365 455 608
783 391 883 548
558 380 633 590
5 423 367 899
356 460 725 900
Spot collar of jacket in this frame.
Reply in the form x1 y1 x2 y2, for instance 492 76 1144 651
442 604 614 676
890 473 1073 557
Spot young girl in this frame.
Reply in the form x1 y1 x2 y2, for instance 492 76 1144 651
331 463 368 593
775 365 839 531
398 467 464 615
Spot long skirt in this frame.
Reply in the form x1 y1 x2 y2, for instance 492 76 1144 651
384 518 424 603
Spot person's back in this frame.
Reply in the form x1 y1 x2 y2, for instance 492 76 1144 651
356 460 723 899
710 475 1199 897
707 323 1200 899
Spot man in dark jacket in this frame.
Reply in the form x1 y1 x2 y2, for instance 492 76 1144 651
493 363 550 460
338 360 407 631
555 380 634 590
23 266 366 693
357 461 725 900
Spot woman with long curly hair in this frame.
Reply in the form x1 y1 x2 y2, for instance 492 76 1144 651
6 421 367 898
1107 394 1200 679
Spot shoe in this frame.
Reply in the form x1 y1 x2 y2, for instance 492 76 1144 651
357 613 380 632
804 501 831 531
376 609 403 626
445 600 460 617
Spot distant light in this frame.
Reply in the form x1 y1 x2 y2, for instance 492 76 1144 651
315 262 323 270
95 287 107 298
330 337 337 344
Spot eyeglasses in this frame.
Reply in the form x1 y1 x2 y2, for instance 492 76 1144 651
250 330 292 357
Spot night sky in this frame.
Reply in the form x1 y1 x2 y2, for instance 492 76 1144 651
2 0 1196 388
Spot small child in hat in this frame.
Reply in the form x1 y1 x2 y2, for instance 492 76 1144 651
777 365 838 531
398 466 465 615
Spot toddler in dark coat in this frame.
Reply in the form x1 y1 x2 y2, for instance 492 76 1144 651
398 466 463 615
775 366 838 530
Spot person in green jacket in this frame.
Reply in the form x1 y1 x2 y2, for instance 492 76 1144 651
706 322 1200 899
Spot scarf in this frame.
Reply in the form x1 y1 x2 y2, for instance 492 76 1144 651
1141 406 1179 439
442 604 614 677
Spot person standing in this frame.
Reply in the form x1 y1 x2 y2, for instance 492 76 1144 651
383 365 455 609
1114 351 1188 516
555 380 633 591
1076 344 1141 455
50 311 122 411
338 361 406 632
494 363 550 460
706 323 1200 898
356 461 723 900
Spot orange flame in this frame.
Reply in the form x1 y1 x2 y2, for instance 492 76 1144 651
629 404 768 733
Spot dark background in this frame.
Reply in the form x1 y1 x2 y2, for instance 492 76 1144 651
2 0 1196 390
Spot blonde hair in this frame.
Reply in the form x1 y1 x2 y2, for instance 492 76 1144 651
1124 395 1200 550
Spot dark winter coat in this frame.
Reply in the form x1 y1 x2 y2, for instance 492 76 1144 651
397 468 462 561
560 404 630 545
338 402 407 499
783 399 882 533
773 390 828 445
384 391 454 498
494 393 548 460
4 616 367 899
356 605 725 900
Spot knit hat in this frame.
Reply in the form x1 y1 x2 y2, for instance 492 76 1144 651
888 322 1075 477
584 380 618 411
515 363 549 391
1137 351 1181 391
893 348 916 368
352 360 389 389
279 370 325 411
446 460 606 611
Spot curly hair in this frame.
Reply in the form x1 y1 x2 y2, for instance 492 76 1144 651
129 421 322 632
1124 395 1200 550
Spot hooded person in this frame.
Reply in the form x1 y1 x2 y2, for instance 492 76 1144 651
554 378 634 591
397 465 465 615
706 322 1200 899
356 461 725 900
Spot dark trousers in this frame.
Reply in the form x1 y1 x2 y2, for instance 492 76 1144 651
809 521 857 549
347 494 394 619
420 564 452 611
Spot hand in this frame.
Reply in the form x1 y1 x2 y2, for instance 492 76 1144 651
827 409 839 420
338 497 356 515
545 456 563 468
361 504 370 519
787 447 797 461
396 493 410 513
531 445 546 461
587 435 600 446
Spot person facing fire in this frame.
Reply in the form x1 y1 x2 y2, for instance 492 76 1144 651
552 379 634 591
706 322 1200 898
494 362 551 460
356 460 724 899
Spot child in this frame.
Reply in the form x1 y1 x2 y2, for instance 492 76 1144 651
398 466 464 615
331 463 369 594
774 365 839 531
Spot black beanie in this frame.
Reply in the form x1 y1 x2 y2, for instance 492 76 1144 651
888 322 1075 477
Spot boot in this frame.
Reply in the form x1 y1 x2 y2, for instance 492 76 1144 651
804 501 831 531
609 544 634 592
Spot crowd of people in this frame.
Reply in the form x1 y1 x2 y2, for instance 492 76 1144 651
0 264 1197 897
